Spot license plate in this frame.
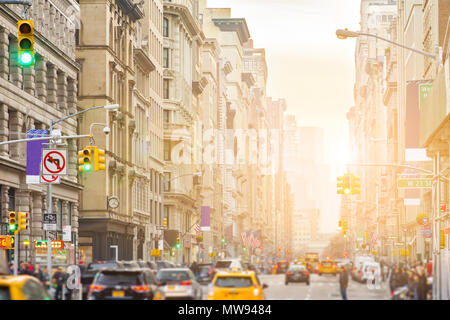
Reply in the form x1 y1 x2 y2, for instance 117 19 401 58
167 286 175 291
112 291 124 297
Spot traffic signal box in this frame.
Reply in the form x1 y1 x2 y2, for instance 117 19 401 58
17 20 34 66
17 212 28 232
79 146 106 172
440 229 446 249
94 147 106 171
351 174 361 195
337 173 361 195
221 235 226 243
175 237 181 249
78 147 92 172
8 211 17 232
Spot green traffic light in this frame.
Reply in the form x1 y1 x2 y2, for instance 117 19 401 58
84 164 92 172
19 51 33 65
9 224 16 231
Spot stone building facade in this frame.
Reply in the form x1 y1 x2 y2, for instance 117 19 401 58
76 0 164 262
0 0 80 266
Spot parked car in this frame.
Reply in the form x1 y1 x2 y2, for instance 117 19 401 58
137 260 158 275
120 261 140 269
156 268 202 300
81 261 124 300
285 264 310 286
215 259 244 272
196 265 214 285
156 261 175 270
87 268 163 300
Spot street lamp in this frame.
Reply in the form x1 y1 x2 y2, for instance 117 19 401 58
336 29 441 62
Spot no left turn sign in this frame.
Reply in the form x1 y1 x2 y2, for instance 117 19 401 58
42 149 67 175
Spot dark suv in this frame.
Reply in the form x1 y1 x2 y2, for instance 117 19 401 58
87 268 163 300
81 261 124 300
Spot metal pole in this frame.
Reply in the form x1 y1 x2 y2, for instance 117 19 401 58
13 232 18 275
161 178 165 262
47 122 53 285
435 152 441 299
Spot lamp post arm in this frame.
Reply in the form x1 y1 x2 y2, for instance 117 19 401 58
357 32 439 60
51 105 106 128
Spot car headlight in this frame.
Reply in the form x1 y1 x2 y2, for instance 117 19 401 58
253 288 260 296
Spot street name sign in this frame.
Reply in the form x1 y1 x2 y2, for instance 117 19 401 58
397 178 432 189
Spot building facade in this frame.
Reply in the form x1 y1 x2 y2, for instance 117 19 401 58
77 0 164 262
0 0 80 266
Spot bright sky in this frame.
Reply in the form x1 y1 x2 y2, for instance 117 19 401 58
207 0 362 232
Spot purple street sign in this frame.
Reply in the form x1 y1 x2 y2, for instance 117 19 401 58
26 129 48 184
200 206 211 231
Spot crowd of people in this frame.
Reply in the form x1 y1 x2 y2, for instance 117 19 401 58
388 262 432 300
8 261 73 300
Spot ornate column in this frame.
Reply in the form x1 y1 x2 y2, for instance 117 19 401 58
67 78 77 114
46 64 58 108
8 110 24 161
23 63 35 96
62 200 69 226
0 103 8 156
68 139 77 181
31 192 44 238
8 38 22 88
1 185 9 224
57 71 68 114
35 57 47 103
0 27 9 80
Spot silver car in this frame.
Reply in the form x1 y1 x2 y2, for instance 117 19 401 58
156 268 202 300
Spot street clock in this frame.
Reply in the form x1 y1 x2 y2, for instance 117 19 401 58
108 196 119 209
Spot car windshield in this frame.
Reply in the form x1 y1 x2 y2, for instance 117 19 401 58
87 262 118 271
96 271 143 286
0 287 10 300
215 276 253 288
321 261 333 266
157 270 190 282
215 261 232 268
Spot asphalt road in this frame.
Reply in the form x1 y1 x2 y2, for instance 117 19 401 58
259 273 392 300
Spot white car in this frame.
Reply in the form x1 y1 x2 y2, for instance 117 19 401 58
361 262 381 282
214 259 244 271
156 268 202 300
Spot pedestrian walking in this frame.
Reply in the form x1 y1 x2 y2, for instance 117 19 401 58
190 261 200 278
52 267 65 300
416 267 427 300
34 264 45 283
339 266 349 300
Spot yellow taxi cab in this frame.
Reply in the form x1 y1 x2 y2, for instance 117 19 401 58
318 260 337 276
207 269 268 300
0 275 51 300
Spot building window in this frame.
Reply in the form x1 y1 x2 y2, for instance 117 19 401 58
164 173 171 191
163 48 169 68
163 79 170 99
163 110 170 123
163 18 169 37
8 188 15 211
68 203 72 225
164 140 171 161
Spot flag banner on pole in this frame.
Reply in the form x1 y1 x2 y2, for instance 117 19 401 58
200 206 211 231
241 230 261 249
194 224 200 234
26 130 48 184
